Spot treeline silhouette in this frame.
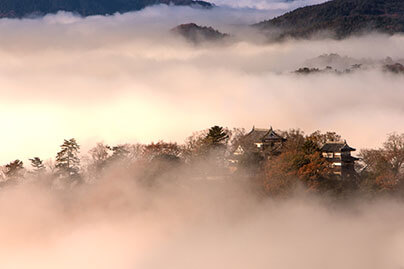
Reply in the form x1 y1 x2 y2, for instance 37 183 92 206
1 126 404 198
0 0 212 18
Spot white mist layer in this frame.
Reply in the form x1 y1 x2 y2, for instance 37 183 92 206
0 180 404 269
0 7 404 162
211 0 329 11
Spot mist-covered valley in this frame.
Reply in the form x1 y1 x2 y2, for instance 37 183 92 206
2 143 404 269
2 174 404 269
1 1 404 268
0 7 404 162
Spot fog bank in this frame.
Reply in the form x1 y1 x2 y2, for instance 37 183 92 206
211 0 329 11
0 7 404 163
1 178 404 269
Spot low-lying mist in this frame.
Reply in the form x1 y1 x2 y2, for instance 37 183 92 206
211 0 329 10
1 167 404 269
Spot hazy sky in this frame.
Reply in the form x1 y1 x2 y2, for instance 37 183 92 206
0 4 403 164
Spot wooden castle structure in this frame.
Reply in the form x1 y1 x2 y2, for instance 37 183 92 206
229 126 286 165
229 126 358 178
320 141 359 177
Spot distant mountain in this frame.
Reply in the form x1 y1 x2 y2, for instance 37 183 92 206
294 53 404 74
0 0 213 18
384 63 404 74
303 53 372 70
255 0 404 39
171 23 229 44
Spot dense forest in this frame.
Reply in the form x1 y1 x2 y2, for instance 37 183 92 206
2 126 404 198
0 0 212 18
255 0 404 39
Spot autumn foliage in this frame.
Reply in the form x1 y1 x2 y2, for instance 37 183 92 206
263 130 337 196
0 126 404 198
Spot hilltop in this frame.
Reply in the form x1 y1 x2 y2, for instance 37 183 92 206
254 0 404 39
171 23 229 44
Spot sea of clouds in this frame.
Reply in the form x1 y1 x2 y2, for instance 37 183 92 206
1 175 404 269
0 3 404 268
0 4 403 164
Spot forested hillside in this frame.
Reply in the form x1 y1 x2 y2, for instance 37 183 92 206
255 0 404 39
171 23 229 44
0 0 212 18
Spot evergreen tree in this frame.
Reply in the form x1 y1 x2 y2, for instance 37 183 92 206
29 157 45 174
56 138 81 180
201 126 230 175
205 126 229 147
4 160 24 181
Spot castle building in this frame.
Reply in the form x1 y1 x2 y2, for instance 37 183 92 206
229 126 358 178
320 141 359 177
230 126 286 165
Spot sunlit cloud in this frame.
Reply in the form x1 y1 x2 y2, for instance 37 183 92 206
0 7 403 164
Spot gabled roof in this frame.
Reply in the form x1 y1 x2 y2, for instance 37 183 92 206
262 127 286 142
244 127 269 144
235 127 286 154
321 141 356 152
242 126 285 144
234 145 244 155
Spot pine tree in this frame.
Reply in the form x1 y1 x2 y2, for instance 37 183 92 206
4 160 24 181
202 126 229 174
56 138 81 180
205 126 229 147
29 157 45 174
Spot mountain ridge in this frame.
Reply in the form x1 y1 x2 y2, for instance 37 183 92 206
0 0 213 18
254 0 404 39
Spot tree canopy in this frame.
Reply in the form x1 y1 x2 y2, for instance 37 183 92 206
56 138 81 180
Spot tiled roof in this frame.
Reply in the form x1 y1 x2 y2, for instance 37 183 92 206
243 128 269 144
321 142 356 152
262 128 286 142
243 127 284 144
236 127 285 153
